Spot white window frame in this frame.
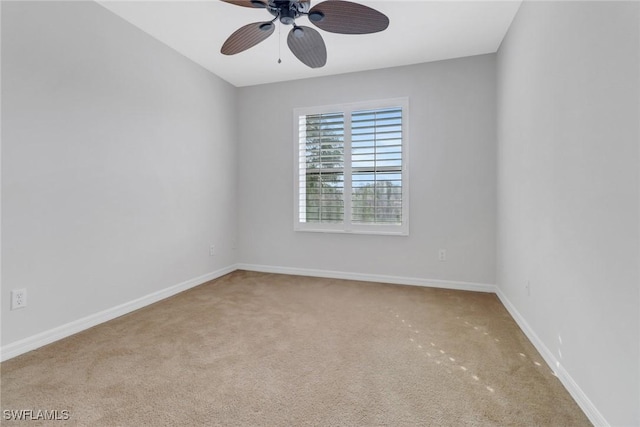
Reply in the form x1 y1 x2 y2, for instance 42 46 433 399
293 97 409 236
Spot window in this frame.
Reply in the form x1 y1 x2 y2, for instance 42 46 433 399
294 98 409 235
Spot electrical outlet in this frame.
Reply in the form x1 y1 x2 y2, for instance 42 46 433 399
11 289 27 310
438 249 447 262
209 245 216 257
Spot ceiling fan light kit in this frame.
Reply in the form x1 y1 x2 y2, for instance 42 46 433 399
220 0 389 68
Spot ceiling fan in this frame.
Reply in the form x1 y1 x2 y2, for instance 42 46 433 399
220 0 389 68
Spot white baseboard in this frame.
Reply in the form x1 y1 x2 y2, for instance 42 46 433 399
495 288 609 427
0 264 238 362
236 263 497 293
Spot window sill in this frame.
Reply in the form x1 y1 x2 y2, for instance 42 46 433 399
294 226 409 236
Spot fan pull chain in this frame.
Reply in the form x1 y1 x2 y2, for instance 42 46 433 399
278 23 282 64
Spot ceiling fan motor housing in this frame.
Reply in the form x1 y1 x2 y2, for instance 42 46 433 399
279 6 296 25
267 0 309 25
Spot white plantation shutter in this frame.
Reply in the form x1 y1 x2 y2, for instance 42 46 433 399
351 107 403 224
294 98 408 235
298 112 345 223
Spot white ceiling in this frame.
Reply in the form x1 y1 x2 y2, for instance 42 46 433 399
98 1 522 87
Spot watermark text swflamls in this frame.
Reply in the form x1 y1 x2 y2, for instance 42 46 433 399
3 409 70 421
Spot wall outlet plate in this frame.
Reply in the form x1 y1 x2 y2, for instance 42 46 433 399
11 289 27 310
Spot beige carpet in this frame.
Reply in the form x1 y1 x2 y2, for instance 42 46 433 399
1 270 590 426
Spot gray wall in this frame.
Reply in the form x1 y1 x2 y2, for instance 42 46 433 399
1 1 238 345
237 55 497 286
4 1 638 424
496 2 639 425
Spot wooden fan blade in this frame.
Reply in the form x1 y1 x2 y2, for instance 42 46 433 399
287 26 327 68
308 0 389 34
220 0 267 8
221 22 275 55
